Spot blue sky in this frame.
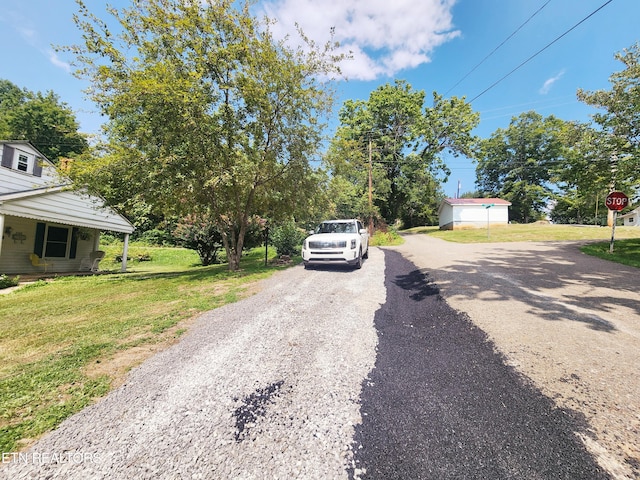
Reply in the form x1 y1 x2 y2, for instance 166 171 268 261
1 0 638 197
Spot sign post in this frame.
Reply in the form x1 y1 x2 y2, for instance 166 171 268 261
482 203 494 239
605 191 629 253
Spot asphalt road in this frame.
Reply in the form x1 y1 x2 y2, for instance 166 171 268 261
392 233 640 479
349 248 609 479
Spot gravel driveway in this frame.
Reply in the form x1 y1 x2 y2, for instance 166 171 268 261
393 234 640 479
2 235 638 479
1 251 386 480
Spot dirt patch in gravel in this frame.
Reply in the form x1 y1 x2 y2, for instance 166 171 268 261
394 234 640 480
83 323 193 388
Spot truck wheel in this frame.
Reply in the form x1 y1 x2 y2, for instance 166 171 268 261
355 250 363 269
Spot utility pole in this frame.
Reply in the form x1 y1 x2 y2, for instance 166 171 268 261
368 136 374 235
607 150 618 227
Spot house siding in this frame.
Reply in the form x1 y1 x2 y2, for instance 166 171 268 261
0 215 98 274
0 144 59 190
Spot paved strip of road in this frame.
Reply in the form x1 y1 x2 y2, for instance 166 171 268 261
392 234 640 479
350 248 609 479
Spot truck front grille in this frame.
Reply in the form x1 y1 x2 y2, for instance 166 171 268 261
308 241 347 249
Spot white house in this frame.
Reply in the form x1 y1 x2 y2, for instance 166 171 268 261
438 198 511 230
0 141 134 274
619 207 640 227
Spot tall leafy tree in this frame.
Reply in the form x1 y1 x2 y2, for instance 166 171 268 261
549 122 612 224
0 80 25 134
326 80 479 227
476 111 566 223
577 42 640 199
65 0 341 270
0 80 88 162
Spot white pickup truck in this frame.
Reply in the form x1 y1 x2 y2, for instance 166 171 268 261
301 219 369 269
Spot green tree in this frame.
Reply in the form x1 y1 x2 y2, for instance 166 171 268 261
0 80 25 134
476 111 566 223
549 122 611 224
65 0 341 270
0 80 88 162
577 42 640 199
326 80 478 227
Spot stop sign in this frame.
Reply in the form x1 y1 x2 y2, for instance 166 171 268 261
605 191 629 211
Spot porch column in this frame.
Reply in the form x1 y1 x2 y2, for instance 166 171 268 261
0 213 4 257
93 230 100 252
121 233 130 272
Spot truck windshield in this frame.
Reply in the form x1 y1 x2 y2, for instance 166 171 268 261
317 222 355 234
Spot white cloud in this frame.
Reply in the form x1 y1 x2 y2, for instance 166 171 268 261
12 16 71 73
48 50 71 73
17 26 38 46
259 0 460 80
539 69 566 95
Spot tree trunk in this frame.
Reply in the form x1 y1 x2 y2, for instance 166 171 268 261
219 216 248 271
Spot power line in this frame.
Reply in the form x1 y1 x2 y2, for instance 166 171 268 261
445 0 553 96
469 0 615 104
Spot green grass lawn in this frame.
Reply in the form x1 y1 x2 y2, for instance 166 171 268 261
0 245 294 454
580 238 640 269
404 223 640 243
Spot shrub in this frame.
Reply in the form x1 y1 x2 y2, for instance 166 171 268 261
173 214 223 266
136 229 176 246
0 274 19 290
270 221 306 257
99 233 120 245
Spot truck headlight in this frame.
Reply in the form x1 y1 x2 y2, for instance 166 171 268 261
351 239 356 249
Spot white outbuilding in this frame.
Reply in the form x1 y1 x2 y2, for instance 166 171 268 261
438 198 511 230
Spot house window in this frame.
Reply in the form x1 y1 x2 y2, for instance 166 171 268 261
2 145 42 176
17 154 29 172
34 223 79 260
44 226 70 257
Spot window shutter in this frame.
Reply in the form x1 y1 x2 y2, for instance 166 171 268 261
34 222 46 257
1 145 14 168
70 227 79 259
33 157 43 177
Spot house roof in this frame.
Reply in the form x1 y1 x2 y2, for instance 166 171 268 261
0 188 135 233
0 184 69 201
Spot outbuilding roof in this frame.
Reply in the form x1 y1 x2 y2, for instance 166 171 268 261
441 198 512 206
